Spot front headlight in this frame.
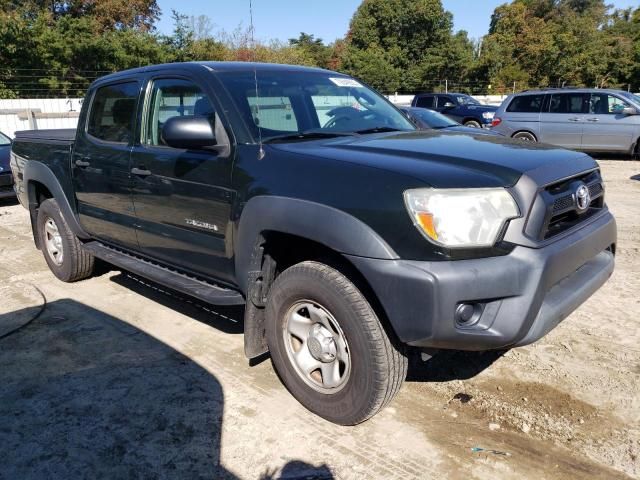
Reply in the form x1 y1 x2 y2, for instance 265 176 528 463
404 188 520 248
482 111 495 120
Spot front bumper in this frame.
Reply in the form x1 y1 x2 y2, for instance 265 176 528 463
347 210 616 350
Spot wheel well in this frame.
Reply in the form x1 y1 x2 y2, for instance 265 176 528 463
512 130 537 141
462 118 481 125
28 181 53 207
243 231 403 359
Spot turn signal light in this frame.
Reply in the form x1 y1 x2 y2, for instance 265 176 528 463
491 117 502 127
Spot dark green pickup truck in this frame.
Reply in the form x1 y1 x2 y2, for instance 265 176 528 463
10 62 616 425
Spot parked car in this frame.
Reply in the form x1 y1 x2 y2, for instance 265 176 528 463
411 92 498 128
11 62 616 425
492 88 640 155
0 131 14 199
400 106 501 136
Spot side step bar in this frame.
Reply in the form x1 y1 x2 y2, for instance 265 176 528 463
83 242 245 306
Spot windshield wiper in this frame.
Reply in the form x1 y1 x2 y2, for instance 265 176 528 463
355 127 404 135
264 130 356 143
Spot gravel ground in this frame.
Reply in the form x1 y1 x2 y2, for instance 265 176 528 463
0 159 638 479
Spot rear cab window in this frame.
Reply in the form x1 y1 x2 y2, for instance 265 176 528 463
507 94 545 113
87 82 139 144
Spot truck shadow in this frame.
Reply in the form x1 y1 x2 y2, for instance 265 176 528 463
109 270 504 383
0 299 333 479
405 349 505 383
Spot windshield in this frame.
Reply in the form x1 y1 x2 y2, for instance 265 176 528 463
620 91 640 106
217 71 415 141
410 108 459 128
0 132 10 146
455 95 481 106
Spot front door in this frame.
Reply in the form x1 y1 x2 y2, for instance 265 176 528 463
582 93 637 152
130 76 236 283
72 80 140 249
539 92 589 149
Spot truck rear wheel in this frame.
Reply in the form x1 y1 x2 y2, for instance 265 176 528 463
37 198 94 282
265 261 407 425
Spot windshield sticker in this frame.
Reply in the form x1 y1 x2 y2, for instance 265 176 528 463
329 77 364 88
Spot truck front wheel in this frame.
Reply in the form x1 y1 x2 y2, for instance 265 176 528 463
265 261 407 425
36 198 94 282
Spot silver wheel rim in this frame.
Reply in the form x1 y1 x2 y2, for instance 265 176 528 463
283 300 351 394
516 133 535 142
44 217 64 266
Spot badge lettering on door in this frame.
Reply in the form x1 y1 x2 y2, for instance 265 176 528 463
185 219 219 232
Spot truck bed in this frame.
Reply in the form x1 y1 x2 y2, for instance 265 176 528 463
14 129 76 144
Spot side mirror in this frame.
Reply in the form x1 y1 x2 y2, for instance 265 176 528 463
622 106 638 116
162 116 217 149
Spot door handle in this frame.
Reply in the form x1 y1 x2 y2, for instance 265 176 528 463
75 159 90 168
586 118 600 122
568 117 581 122
131 167 152 176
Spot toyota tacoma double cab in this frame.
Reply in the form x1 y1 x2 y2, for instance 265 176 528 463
10 62 616 425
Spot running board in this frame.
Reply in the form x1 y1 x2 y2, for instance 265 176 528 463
83 242 245 306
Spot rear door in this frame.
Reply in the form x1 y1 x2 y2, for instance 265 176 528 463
129 75 236 283
582 93 637 152
539 92 589 149
72 80 141 249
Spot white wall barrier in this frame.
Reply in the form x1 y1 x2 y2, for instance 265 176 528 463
0 98 83 137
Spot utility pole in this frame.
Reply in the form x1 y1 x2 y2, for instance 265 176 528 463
513 81 516 94
445 79 448 94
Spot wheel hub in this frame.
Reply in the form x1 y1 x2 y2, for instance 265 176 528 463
44 217 64 266
307 324 337 363
283 300 351 394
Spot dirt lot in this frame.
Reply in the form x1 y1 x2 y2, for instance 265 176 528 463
0 160 638 480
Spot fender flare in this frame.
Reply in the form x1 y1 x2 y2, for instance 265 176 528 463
23 161 90 239
235 196 398 293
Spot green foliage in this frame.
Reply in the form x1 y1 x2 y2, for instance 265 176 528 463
341 0 475 92
0 0 639 98
479 0 640 91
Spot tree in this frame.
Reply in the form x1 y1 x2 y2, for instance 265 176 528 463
289 33 331 68
340 0 474 92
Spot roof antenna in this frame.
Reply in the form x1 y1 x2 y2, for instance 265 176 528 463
249 0 265 160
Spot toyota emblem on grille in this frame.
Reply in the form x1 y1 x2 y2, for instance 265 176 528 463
575 184 591 213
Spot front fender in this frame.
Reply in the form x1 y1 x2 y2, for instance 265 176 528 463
234 196 398 293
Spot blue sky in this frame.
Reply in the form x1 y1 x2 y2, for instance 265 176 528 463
155 0 640 42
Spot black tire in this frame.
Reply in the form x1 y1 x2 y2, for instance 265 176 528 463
265 261 407 425
513 131 537 142
36 198 94 282
464 120 482 128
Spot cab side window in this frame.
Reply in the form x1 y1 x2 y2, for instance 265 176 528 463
590 94 630 115
145 78 214 146
87 82 139 144
436 96 455 108
415 96 434 108
548 93 589 114
507 94 545 113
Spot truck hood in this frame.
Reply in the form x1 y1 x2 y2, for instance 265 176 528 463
270 130 596 188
